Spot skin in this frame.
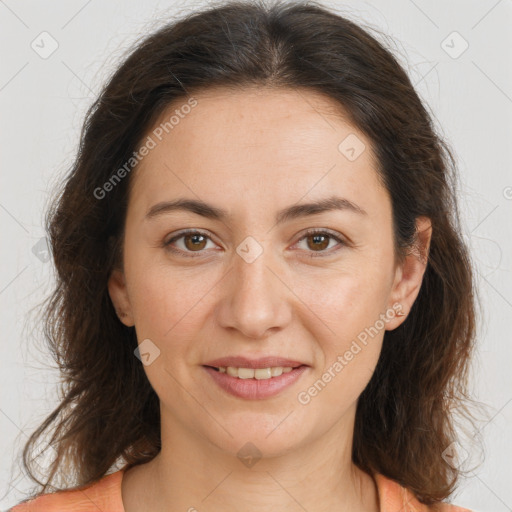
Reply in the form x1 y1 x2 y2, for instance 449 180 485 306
108 87 432 512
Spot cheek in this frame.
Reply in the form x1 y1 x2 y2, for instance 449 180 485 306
297 256 394 329
296 337 381 426
295 252 394 366
126 250 220 340
125 230 395 346
294 268 389 414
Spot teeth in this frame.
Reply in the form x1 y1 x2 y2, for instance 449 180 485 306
218 366 295 379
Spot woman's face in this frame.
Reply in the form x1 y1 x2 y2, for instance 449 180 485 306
109 87 428 459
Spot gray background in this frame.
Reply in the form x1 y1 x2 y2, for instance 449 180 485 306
1 1 511 511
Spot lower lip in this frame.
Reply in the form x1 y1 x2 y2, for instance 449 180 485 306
203 365 309 400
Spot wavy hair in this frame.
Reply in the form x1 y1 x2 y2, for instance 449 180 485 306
19 0 482 505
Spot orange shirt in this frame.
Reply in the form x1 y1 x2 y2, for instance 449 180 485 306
9 470 473 512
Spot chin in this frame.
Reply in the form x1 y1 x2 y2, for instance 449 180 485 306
204 411 310 460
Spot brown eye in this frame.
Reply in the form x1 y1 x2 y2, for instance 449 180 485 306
164 228 345 259
183 233 208 251
295 229 346 257
164 230 216 257
306 233 330 251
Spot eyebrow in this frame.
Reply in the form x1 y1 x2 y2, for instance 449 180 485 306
145 195 367 225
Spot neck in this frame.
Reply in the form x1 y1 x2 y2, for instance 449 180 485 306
121 403 379 512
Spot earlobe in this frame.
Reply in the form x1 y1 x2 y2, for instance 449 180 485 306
386 216 432 330
108 268 135 327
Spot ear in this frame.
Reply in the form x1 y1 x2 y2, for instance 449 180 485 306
108 268 135 327
385 216 432 330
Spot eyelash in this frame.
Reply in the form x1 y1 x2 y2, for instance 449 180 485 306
163 228 346 258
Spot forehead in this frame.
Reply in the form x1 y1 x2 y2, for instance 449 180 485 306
129 87 388 221
143 86 363 164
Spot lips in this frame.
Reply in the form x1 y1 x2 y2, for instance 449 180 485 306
203 364 309 399
203 356 308 369
201 355 310 399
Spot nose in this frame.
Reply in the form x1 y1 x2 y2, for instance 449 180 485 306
215 241 293 340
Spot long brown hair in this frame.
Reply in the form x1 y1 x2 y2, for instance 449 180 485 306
20 0 483 505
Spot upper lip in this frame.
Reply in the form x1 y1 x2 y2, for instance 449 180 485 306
203 356 308 369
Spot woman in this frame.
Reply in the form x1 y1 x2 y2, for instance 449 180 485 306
10 1 480 511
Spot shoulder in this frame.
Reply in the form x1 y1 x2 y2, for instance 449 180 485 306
374 473 474 512
8 470 125 512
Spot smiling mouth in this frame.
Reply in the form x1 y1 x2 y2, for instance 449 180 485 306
203 364 307 380
202 363 309 400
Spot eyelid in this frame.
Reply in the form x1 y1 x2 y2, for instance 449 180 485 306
292 228 347 257
163 228 218 257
